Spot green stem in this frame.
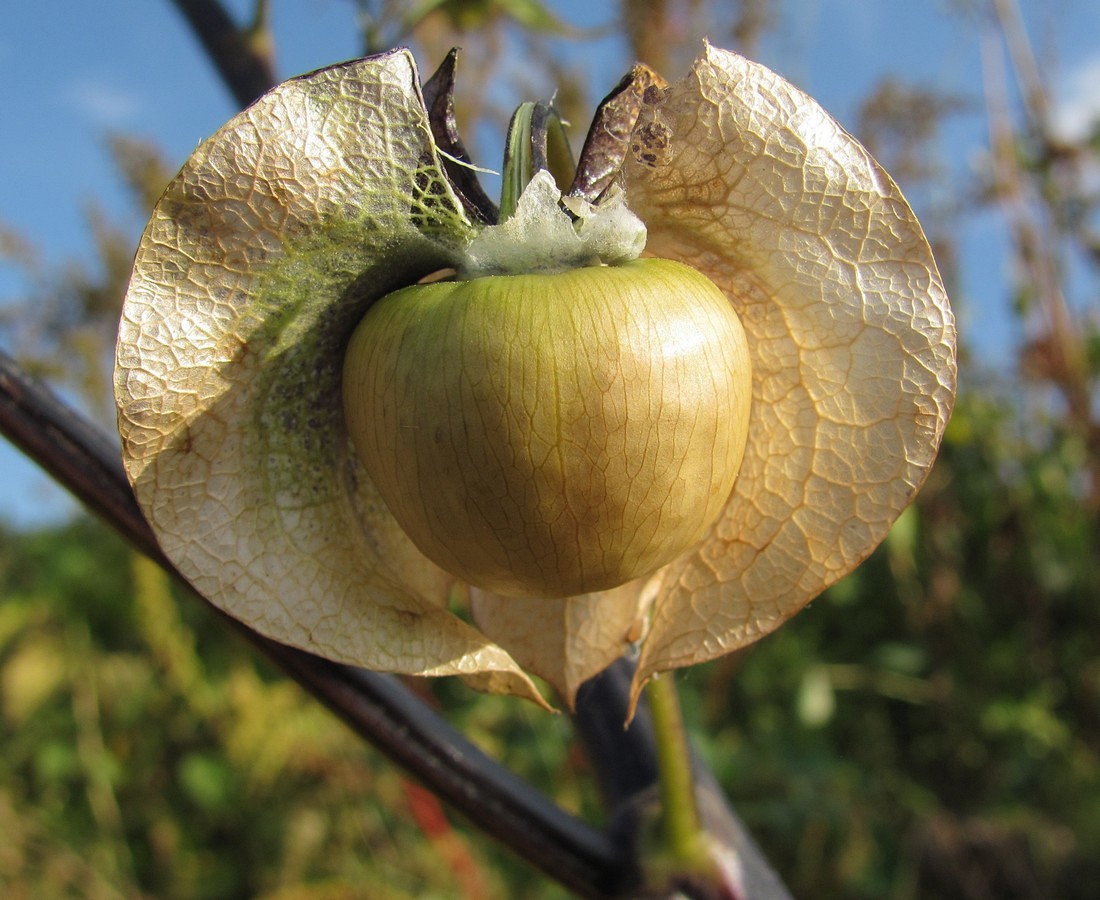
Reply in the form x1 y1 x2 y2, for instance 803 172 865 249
642 677 743 893
641 674 748 896
646 672 710 870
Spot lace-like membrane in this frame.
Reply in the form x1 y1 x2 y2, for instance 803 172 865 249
115 46 955 710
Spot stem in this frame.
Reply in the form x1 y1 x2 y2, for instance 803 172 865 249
575 661 795 900
641 673 761 899
647 672 708 867
244 0 275 70
542 104 577 193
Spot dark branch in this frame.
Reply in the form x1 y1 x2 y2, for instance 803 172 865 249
170 0 276 108
0 349 618 898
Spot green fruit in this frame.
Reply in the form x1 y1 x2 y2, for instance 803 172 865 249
342 258 752 599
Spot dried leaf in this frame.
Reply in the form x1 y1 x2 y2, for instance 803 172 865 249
421 48 499 224
570 63 666 201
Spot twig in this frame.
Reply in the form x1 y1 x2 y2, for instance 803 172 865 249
990 0 1051 133
980 27 1089 423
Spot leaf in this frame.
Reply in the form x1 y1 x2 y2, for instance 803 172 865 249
622 45 957 703
570 63 666 201
115 50 545 705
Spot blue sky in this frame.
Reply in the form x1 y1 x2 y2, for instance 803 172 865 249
1 0 1098 527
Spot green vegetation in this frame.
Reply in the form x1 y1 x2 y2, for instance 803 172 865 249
3 388 1097 898
688 389 1100 898
0 518 599 898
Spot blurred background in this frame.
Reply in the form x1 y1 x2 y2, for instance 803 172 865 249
1 1 1098 897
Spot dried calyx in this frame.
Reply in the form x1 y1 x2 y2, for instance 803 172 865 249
115 46 955 707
